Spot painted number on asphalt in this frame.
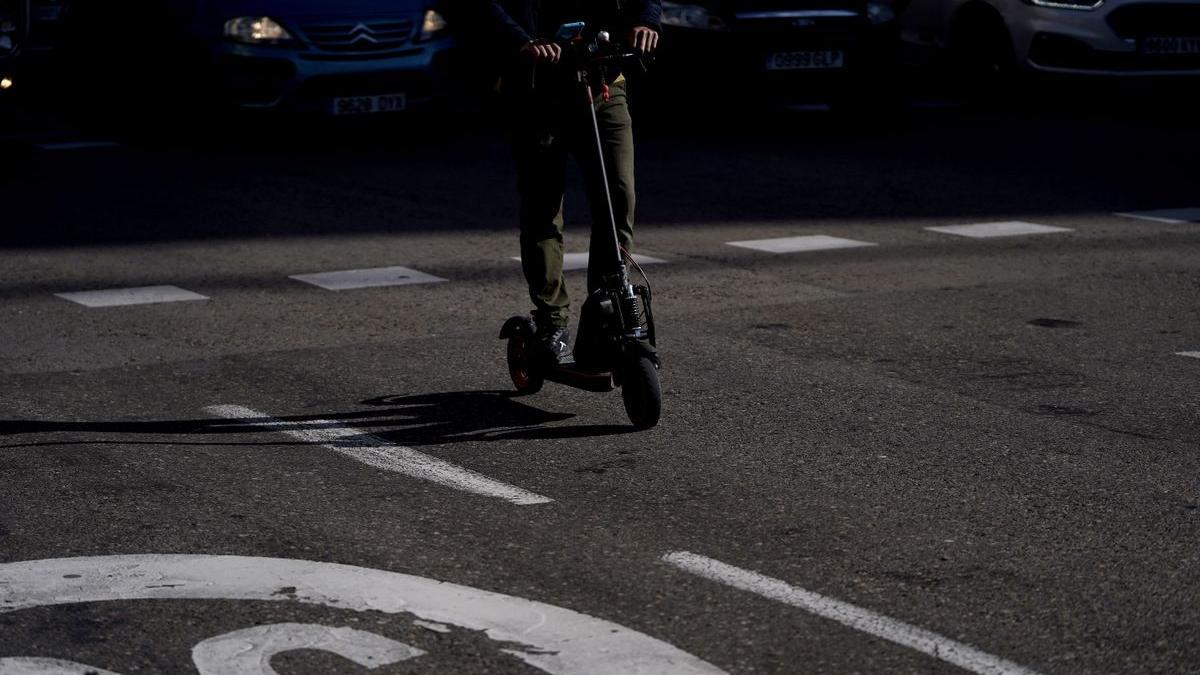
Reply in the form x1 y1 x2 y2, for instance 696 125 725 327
0 554 726 675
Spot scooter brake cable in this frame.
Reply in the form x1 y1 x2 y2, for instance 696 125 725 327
620 245 653 294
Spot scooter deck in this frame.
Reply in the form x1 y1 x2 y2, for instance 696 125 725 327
545 362 615 393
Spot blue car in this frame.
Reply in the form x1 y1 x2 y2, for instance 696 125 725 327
63 0 456 114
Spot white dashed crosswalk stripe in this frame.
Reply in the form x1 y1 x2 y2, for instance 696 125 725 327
925 222 1073 238
289 266 447 291
1177 352 1200 359
55 285 209 308
511 252 668 271
726 235 877 254
1115 208 1200 224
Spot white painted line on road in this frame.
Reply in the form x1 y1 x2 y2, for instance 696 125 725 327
205 404 552 506
54 285 209 308
289 266 447 291
663 551 1041 675
0 657 122 674
909 99 965 110
511 252 668 271
1115 208 1200 224
925 222 1072 239
726 235 877 254
783 103 832 113
1177 351 1200 359
35 140 122 151
0 555 727 675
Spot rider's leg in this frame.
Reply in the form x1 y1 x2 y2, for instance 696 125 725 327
575 78 636 296
515 125 571 332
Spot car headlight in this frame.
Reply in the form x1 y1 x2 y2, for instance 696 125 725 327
419 9 448 40
661 2 729 31
866 1 896 24
224 17 293 44
1023 0 1104 9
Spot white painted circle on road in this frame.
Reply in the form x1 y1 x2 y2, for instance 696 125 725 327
192 623 424 675
0 658 121 675
0 555 724 675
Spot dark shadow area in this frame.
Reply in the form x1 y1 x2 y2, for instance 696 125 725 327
3 23 1199 250
0 390 634 449
358 392 636 443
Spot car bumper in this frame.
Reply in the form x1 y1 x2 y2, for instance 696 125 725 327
210 39 456 111
657 18 899 84
1015 1 1200 75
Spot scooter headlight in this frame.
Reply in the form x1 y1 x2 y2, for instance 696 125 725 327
661 2 729 31
224 17 294 44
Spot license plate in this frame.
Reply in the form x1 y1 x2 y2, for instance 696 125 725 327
330 93 407 116
766 50 845 71
1141 36 1200 55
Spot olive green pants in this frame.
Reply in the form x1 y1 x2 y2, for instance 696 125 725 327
513 79 635 329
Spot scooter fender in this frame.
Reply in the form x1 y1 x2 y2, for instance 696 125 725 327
499 315 537 340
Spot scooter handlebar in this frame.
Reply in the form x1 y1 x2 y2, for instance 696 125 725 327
551 30 655 73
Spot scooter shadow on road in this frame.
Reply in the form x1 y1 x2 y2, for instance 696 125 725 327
0 391 633 449
358 391 636 445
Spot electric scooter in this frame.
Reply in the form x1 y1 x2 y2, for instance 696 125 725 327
500 22 662 430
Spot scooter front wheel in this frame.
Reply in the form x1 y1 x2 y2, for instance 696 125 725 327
621 355 661 429
507 336 544 395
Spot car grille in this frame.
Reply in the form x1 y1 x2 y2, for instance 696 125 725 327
1107 4 1200 39
300 19 415 52
732 1 863 35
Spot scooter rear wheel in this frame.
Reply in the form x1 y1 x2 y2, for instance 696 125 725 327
507 336 544 395
621 355 661 429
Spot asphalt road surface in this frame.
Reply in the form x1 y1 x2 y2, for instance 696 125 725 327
1 91 1199 674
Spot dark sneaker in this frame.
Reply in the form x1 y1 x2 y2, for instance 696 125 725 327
537 325 571 364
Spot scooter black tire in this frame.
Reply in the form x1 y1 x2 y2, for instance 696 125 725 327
507 336 544 395
621 355 661 429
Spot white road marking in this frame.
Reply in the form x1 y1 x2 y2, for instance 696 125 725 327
663 551 1040 675
205 404 552 506
726 235 877 254
909 99 965 109
0 658 122 675
783 103 832 113
193 623 424 675
289 266 447 291
414 619 453 633
925 222 1072 238
35 140 122 151
54 285 209 308
1115 208 1200 224
1177 351 1200 359
0 555 727 675
511 252 668 271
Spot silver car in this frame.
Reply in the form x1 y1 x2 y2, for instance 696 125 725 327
899 0 1200 77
